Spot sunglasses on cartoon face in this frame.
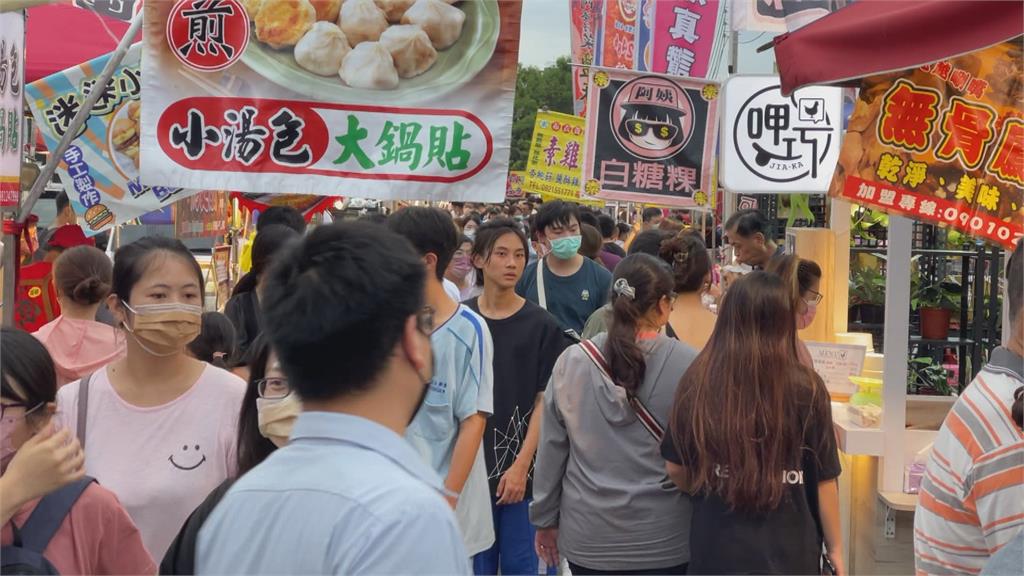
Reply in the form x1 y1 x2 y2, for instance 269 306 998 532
625 119 678 140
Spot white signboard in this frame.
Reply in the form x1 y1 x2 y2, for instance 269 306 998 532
0 11 24 208
805 341 867 395
720 75 842 193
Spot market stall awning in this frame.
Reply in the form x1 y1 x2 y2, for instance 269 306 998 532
25 4 136 83
772 0 1024 95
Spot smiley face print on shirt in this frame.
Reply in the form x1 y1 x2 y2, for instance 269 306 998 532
169 444 207 471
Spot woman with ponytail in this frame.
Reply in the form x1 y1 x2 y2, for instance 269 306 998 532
659 232 717 350
187 312 238 370
531 254 698 575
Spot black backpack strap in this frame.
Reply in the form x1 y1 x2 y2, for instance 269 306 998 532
18 477 96 553
76 372 92 450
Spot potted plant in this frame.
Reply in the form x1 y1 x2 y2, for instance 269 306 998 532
849 265 886 324
907 357 954 396
912 277 962 340
851 206 889 246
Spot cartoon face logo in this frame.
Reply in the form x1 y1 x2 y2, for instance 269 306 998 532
169 444 207 471
610 76 695 161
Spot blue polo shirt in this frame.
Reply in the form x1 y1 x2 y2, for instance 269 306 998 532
196 412 470 575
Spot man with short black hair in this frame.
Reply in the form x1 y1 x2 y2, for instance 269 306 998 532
915 238 1024 575
197 222 470 574
258 205 306 234
387 207 496 560
642 207 664 231
724 209 782 269
515 201 612 337
598 214 626 259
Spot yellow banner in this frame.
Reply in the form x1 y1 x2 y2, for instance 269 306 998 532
524 111 601 205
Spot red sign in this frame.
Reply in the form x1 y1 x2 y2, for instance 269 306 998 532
166 0 249 72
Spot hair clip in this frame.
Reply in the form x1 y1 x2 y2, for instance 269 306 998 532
212 352 227 360
674 251 688 264
613 278 636 300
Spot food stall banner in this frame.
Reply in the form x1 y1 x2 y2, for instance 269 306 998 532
506 170 524 199
720 75 842 193
73 0 141 21
570 0 604 117
175 190 229 238
25 44 201 236
0 12 24 207
212 244 232 308
230 192 337 222
583 67 719 208
650 0 725 80
729 0 846 33
142 0 522 203
830 40 1023 249
524 110 597 204
600 0 636 69
634 0 653 72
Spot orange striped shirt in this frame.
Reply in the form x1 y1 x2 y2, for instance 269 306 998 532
914 347 1024 575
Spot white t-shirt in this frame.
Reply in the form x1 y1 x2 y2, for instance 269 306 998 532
57 363 246 561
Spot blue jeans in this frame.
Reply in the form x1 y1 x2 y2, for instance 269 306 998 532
472 497 555 575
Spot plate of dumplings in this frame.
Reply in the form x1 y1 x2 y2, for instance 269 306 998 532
240 0 500 102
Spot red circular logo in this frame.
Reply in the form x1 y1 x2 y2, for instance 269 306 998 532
167 0 249 72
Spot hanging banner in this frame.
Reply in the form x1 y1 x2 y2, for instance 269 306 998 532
830 40 1024 249
0 11 25 207
524 110 587 203
583 67 720 208
600 0 637 69
142 0 522 203
730 0 847 33
230 192 338 222
175 190 229 239
634 0 654 72
720 75 843 193
651 0 724 79
570 0 605 117
506 170 524 199
25 44 200 235
73 0 141 21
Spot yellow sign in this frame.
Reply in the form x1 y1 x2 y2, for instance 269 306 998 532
524 111 601 205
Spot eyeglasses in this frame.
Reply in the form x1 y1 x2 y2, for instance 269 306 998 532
624 119 679 141
804 289 823 306
0 401 44 420
256 378 292 400
416 306 435 335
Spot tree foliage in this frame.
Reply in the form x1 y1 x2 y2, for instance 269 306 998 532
509 57 574 170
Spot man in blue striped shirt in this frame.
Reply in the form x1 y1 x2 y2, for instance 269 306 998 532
197 222 470 575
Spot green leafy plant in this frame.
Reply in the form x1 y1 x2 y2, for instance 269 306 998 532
911 276 962 312
907 357 954 396
851 206 889 243
850 266 886 306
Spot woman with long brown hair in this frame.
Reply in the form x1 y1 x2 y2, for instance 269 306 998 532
531 254 698 575
766 254 823 368
662 272 843 575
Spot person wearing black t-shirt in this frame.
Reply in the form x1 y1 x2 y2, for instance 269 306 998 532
467 219 569 576
662 272 844 575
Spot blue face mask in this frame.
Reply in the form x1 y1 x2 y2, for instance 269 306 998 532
549 235 582 260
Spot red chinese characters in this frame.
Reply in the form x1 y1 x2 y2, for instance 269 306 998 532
987 117 1024 187
877 80 940 153
935 98 995 170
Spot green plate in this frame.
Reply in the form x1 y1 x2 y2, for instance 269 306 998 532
241 0 499 105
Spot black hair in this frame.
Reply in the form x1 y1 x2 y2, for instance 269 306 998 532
235 333 276 476
605 254 674 395
188 312 238 370
458 213 483 232
1 328 57 425
112 236 204 305
55 191 70 214
578 210 600 229
581 224 603 260
598 214 617 238
261 222 426 401
642 207 663 223
618 104 687 150
54 245 112 305
616 222 631 239
535 200 581 236
628 229 675 256
725 208 773 240
659 233 712 293
387 207 458 281
358 213 388 226
257 206 306 234
471 218 529 272
457 235 473 249
252 225 301 279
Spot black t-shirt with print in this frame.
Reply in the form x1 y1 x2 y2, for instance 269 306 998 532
661 382 841 575
467 298 571 496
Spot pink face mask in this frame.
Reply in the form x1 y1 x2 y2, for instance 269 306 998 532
449 255 473 280
0 403 44 474
797 302 817 330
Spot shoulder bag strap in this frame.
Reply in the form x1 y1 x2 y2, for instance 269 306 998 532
536 257 547 310
577 340 665 443
76 372 93 450
18 477 96 552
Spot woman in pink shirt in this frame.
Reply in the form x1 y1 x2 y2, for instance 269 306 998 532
1 327 155 574
34 246 124 386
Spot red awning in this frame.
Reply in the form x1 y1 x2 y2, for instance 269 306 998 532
25 4 136 84
772 0 1024 95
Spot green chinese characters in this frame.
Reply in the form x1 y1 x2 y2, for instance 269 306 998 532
0 108 18 154
334 115 472 172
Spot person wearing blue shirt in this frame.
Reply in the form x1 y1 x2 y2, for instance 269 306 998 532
196 222 470 575
388 207 496 558
516 201 613 337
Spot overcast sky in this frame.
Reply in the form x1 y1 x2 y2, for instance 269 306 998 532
519 0 572 67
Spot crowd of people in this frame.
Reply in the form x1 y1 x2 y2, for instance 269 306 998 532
1 195 1021 576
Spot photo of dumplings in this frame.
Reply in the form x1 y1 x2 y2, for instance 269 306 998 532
295 22 352 76
401 0 465 50
256 0 317 49
379 25 437 78
339 0 390 46
340 42 400 90
241 0 499 97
